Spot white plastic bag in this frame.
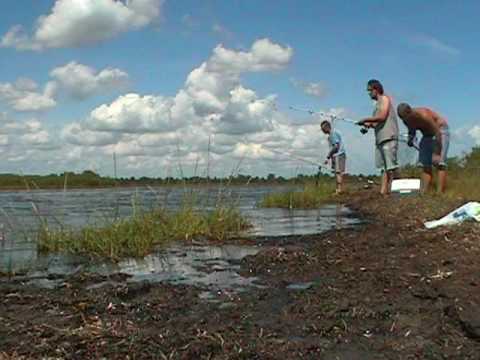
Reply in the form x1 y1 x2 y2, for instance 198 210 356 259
424 202 480 229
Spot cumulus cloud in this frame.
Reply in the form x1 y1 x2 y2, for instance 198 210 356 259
1 0 164 50
61 122 121 146
0 116 60 157
0 80 56 112
0 63 128 112
291 78 328 99
50 62 129 99
469 125 480 145
2 39 375 178
50 39 328 177
207 38 293 74
79 38 292 137
86 93 178 133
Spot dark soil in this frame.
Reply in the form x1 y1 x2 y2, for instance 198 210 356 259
1 189 479 359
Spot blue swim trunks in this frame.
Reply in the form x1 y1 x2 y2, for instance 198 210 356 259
418 125 450 168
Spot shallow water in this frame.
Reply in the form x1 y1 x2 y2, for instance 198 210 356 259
0 185 359 294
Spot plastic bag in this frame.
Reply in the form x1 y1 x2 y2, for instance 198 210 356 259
424 202 480 229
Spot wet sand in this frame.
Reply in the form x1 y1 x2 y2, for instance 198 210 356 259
1 188 479 359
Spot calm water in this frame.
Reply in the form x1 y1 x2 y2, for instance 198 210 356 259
0 185 359 295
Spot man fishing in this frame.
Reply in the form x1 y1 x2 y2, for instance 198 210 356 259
321 120 346 194
357 79 399 196
397 103 450 193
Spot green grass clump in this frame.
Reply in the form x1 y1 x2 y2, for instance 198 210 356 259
260 181 335 209
400 147 480 200
445 148 480 200
37 203 250 261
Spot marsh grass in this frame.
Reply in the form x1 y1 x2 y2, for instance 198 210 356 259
37 193 250 261
401 147 480 200
260 181 335 209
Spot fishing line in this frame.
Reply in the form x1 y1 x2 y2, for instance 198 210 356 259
267 148 333 174
288 106 358 125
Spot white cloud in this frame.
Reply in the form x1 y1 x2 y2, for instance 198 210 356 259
80 38 291 137
0 62 128 113
1 0 164 51
0 39 380 178
469 125 480 145
0 80 56 112
87 93 178 133
61 122 121 146
50 62 129 99
212 23 233 40
0 116 60 157
411 33 460 56
52 39 341 177
291 78 328 98
207 38 293 73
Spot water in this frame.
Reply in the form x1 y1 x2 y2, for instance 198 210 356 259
0 185 359 295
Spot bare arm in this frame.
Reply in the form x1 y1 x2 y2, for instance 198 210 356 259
430 110 446 155
327 143 340 159
407 127 416 147
433 128 442 156
358 96 390 126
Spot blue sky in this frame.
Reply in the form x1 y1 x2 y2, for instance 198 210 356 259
0 0 478 177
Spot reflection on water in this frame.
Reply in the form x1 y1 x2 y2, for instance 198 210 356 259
9 245 261 297
0 185 360 293
245 205 357 237
93 245 261 294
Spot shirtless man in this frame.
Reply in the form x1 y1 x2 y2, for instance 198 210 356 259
358 79 399 195
397 103 450 193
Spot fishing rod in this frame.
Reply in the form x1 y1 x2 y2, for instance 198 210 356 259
288 106 359 125
267 148 333 173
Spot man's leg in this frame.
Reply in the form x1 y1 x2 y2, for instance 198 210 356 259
335 154 345 194
418 136 433 193
381 170 395 195
437 168 447 193
422 167 433 192
336 173 343 194
436 127 449 193
380 141 398 195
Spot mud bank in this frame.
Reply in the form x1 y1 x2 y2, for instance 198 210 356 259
1 189 479 359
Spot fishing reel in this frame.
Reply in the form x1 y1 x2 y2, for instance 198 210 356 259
360 127 369 135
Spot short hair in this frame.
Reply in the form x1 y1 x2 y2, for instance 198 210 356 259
367 79 384 94
320 120 331 128
397 103 412 118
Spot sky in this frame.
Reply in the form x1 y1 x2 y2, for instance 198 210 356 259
0 0 478 178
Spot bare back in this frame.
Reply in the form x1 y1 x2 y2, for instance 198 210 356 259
407 107 448 136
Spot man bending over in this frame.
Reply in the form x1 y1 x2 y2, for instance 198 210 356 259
397 102 450 193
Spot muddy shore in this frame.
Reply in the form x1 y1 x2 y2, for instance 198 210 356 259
1 189 479 359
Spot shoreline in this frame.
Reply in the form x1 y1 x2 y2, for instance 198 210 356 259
1 188 479 358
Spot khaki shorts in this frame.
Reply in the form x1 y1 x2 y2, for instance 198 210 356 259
376 140 398 172
331 153 346 174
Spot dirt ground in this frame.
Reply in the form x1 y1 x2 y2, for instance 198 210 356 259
1 188 480 359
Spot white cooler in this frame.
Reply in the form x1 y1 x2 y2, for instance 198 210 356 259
391 178 421 194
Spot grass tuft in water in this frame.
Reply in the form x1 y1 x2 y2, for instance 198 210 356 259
37 199 250 261
260 181 335 209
